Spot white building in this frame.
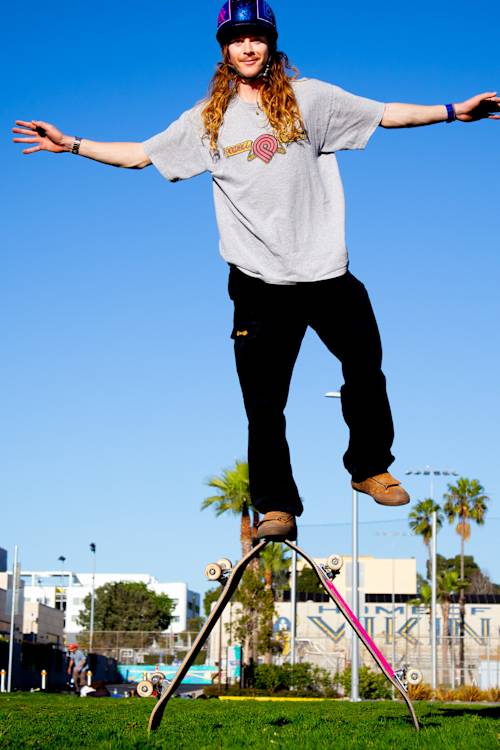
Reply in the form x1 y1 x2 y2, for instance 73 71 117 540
23 602 65 645
20 570 200 635
0 547 24 640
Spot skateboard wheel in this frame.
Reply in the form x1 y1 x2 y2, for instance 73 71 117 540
150 671 165 685
216 558 233 571
137 680 154 698
326 554 343 572
406 668 423 686
205 562 223 581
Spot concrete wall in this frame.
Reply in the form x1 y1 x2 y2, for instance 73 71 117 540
0 572 24 639
23 602 65 645
297 555 417 598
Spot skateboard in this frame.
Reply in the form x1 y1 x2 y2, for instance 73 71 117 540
286 542 420 731
148 538 420 733
148 540 268 732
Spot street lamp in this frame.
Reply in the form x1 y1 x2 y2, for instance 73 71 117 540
57 555 69 588
377 530 411 695
405 467 458 689
325 390 360 702
89 543 96 653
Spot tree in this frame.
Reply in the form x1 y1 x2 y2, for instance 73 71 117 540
78 582 173 632
443 477 489 684
202 460 258 557
408 498 444 569
203 587 221 617
408 582 432 642
409 572 464 686
437 570 464 686
467 569 499 595
232 568 276 665
259 544 290 663
297 565 324 594
431 553 480 581
260 543 290 595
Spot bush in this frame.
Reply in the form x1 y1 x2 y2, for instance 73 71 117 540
448 685 486 702
252 662 338 696
409 683 434 701
254 664 285 693
340 666 391 700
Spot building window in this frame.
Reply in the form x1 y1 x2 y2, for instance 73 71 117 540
55 590 67 612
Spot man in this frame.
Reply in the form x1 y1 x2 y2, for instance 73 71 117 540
67 642 87 691
12 1 499 542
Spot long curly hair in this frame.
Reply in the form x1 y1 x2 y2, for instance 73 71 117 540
202 47 306 151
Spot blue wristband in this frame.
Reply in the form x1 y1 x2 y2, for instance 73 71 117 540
445 103 456 123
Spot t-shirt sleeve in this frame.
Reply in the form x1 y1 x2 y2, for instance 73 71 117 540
142 106 213 182
320 84 385 153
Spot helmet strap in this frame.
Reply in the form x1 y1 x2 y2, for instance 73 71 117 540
227 53 273 83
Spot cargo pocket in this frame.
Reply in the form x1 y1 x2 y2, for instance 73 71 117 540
230 320 261 341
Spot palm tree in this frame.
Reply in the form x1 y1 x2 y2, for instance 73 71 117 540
409 581 432 647
408 499 444 574
259 543 291 664
201 460 258 558
437 570 463 686
443 477 489 684
260 543 291 592
410 572 464 686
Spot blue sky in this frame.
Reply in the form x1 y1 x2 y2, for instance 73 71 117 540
2 0 499 598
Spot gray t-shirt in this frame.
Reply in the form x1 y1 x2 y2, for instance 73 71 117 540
143 78 384 284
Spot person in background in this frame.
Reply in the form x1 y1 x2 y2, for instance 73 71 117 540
67 642 87 692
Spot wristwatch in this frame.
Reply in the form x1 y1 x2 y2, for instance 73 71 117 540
71 136 82 154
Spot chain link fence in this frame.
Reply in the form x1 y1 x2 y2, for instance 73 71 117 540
69 631 205 665
296 633 500 688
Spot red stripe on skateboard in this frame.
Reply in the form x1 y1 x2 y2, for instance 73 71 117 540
322 577 395 677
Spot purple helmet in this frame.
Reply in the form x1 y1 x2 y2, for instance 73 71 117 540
216 0 278 46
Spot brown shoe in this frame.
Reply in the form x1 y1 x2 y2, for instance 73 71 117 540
256 512 297 541
351 472 410 506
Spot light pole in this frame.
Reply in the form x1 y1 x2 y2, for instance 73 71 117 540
405 467 458 689
325 390 360 701
89 543 96 653
377 530 411 695
290 548 297 677
7 545 19 693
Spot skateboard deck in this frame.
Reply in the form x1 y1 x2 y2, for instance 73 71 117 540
148 537 419 733
285 541 419 731
148 539 269 732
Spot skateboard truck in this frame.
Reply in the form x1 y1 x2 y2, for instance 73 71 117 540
321 554 344 580
148 540 421 733
204 558 233 585
393 668 408 692
394 667 423 692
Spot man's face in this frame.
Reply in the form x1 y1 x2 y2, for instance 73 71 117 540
227 35 270 78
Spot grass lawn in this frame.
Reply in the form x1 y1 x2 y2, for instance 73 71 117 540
1 694 499 749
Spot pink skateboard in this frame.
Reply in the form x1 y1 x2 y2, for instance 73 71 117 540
148 539 420 733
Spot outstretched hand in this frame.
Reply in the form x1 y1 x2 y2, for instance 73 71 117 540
12 120 70 154
455 92 500 122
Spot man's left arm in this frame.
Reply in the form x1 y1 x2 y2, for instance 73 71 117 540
380 91 500 128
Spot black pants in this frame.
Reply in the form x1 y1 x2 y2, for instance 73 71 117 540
228 265 395 517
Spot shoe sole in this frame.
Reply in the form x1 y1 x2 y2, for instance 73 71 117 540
352 484 410 507
256 523 297 542
372 496 410 507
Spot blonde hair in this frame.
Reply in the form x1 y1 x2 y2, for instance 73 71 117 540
202 47 306 151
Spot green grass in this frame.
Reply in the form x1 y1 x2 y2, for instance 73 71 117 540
1 694 499 749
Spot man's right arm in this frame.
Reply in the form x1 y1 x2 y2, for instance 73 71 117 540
12 120 151 169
